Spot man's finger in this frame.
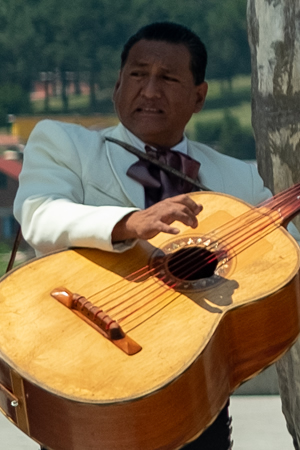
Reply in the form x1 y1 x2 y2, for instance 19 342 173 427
171 194 203 215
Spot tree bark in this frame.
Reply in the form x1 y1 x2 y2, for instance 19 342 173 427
43 79 50 113
247 0 300 227
61 70 69 113
89 68 97 112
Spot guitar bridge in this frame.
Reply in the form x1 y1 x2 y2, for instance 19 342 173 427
51 287 142 355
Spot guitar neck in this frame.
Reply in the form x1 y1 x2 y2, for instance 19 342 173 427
259 183 300 225
212 184 300 259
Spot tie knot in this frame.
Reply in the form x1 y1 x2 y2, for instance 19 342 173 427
145 144 169 159
127 143 201 207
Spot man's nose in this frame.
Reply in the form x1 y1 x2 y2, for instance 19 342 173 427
141 76 161 98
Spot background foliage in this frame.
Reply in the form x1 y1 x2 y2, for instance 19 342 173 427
0 0 253 158
0 0 250 91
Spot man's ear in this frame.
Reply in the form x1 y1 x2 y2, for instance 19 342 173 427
194 81 208 113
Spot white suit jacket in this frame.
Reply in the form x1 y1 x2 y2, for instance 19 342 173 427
14 119 278 255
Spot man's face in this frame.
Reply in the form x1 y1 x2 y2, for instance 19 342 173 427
113 39 208 148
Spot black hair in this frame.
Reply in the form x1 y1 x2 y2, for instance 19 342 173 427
120 22 207 85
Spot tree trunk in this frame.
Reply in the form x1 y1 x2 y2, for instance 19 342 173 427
61 70 69 113
247 0 300 228
43 79 50 113
74 70 81 96
89 69 97 112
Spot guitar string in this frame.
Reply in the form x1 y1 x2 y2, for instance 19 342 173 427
153 185 300 283
138 183 300 282
86 215 276 328
89 269 177 323
104 273 172 315
94 198 282 295
115 214 283 326
86 185 300 327
123 291 183 333
89 185 300 323
110 183 300 297
174 217 282 282
121 208 298 332
87 263 152 300
157 208 282 279
114 279 178 323
88 265 157 307
86 202 268 307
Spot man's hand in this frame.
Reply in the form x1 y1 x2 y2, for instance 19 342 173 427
112 194 203 242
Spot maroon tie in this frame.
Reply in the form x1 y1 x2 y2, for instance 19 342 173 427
127 145 200 207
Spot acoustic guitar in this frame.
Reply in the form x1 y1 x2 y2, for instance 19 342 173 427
0 190 300 450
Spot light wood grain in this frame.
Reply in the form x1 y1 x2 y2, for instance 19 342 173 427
0 191 299 450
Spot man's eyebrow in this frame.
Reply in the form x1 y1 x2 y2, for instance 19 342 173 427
128 60 149 68
129 61 179 73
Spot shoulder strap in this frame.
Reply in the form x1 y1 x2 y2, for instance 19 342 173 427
105 137 211 192
6 224 22 273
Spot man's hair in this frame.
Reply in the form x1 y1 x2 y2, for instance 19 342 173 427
120 22 207 85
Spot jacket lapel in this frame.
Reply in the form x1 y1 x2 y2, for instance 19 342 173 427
104 125 226 207
187 141 225 193
104 124 145 209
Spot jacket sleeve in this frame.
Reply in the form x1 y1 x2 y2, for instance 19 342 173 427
14 120 139 255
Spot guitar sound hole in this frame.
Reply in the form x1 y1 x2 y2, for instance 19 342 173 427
166 247 218 281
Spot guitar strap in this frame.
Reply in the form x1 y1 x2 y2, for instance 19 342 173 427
105 137 211 192
6 224 22 273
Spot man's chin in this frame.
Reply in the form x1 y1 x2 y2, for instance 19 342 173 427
125 121 167 143
130 128 168 146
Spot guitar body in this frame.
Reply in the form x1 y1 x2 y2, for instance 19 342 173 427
0 192 300 450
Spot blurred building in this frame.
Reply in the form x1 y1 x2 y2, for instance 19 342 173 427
0 150 22 239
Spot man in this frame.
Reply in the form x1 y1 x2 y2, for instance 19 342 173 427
14 22 299 450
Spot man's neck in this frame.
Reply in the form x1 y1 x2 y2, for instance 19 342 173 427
120 124 188 154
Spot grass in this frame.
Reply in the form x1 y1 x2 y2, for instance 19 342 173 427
207 75 251 98
187 101 251 134
8 75 252 152
29 75 253 143
0 240 34 278
0 242 11 278
32 87 114 115
31 75 251 116
7 75 252 146
185 75 252 140
32 94 92 114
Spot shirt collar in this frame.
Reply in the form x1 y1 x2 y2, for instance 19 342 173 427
119 123 188 154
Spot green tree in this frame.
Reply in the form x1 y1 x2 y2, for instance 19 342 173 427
0 83 31 126
0 0 38 90
0 0 252 114
205 0 250 84
195 110 255 160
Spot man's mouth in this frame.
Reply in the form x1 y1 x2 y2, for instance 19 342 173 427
136 107 163 114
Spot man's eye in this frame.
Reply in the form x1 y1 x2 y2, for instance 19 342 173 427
130 71 143 77
164 75 178 82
